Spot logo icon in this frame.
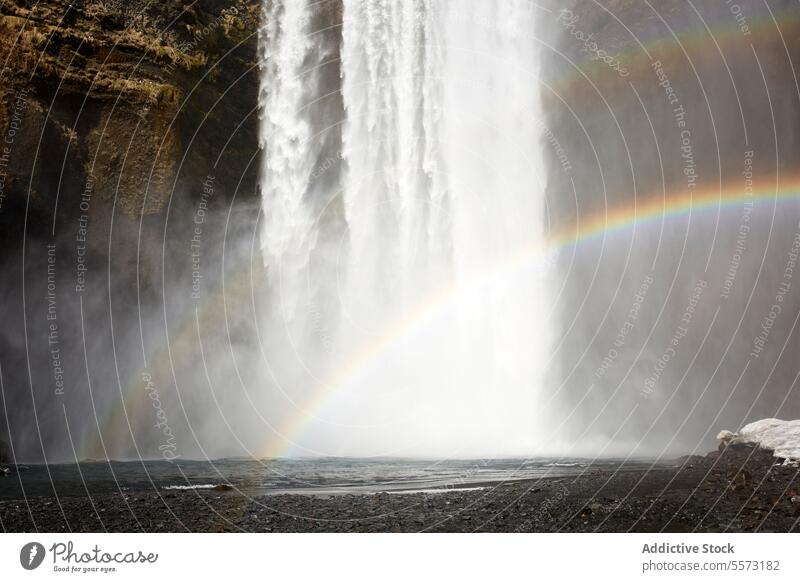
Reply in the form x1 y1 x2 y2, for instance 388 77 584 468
20 542 46 570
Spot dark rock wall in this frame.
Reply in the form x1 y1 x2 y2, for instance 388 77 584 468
0 0 264 460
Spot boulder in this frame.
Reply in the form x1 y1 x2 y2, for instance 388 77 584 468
717 419 800 464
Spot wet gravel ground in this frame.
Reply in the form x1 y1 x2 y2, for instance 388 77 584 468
2 446 799 532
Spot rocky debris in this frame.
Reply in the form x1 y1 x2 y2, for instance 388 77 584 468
675 454 707 467
1 446 798 532
0 465 29 477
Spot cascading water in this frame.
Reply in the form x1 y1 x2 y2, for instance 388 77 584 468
259 1 320 317
258 0 551 457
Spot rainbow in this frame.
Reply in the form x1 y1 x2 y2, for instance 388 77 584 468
79 1 800 460
81 174 800 461
548 1 800 88
259 176 798 458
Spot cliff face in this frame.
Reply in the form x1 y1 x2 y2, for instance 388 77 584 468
0 0 260 239
0 0 265 461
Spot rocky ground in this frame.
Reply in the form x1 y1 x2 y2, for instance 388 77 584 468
2 445 798 533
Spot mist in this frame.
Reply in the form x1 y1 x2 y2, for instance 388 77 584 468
539 0 800 457
1 0 799 464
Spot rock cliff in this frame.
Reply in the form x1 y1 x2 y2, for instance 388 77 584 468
0 0 260 239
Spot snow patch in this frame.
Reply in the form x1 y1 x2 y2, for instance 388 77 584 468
718 418 800 463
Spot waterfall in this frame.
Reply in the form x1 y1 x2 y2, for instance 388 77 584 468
259 0 551 457
258 1 317 318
